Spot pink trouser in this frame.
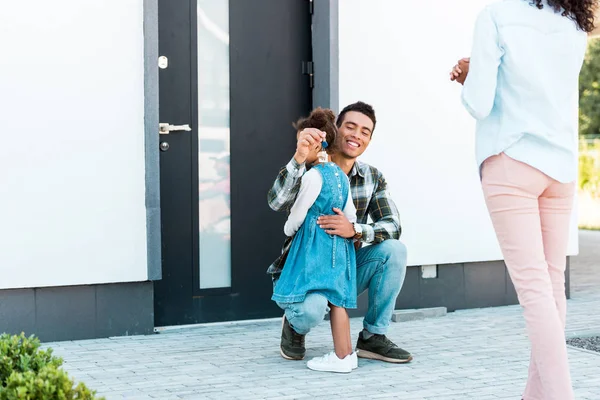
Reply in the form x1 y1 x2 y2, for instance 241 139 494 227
481 154 575 400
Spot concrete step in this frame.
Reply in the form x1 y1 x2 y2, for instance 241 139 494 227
392 307 447 322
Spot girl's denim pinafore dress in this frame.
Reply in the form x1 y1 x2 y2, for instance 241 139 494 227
271 162 357 309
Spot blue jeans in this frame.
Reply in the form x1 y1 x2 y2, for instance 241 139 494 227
274 240 408 335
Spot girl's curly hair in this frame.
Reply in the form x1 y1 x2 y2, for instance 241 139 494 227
293 107 338 154
532 0 597 32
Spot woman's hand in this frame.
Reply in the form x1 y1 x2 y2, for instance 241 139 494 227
294 128 326 165
450 58 470 85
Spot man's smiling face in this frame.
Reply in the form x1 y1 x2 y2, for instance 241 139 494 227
336 111 374 159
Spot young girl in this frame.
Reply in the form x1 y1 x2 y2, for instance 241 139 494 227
271 108 358 373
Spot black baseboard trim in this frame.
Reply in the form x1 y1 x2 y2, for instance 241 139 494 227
2 259 570 339
0 281 154 342
348 258 571 318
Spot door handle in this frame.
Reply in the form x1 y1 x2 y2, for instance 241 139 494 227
159 123 192 135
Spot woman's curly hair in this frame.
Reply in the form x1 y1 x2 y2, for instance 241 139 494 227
532 0 597 32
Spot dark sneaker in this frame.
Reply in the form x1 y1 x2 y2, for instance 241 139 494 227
280 316 306 360
356 331 412 363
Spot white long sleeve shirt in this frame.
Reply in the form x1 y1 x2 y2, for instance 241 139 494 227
284 168 357 237
462 0 587 182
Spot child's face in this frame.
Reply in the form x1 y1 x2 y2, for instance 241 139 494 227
298 130 322 165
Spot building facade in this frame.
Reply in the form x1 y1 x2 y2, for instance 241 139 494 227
0 0 580 341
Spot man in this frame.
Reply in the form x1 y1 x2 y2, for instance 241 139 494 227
267 101 411 363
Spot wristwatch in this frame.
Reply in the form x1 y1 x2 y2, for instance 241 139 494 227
352 222 363 241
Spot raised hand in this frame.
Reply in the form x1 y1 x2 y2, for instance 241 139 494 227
294 128 326 164
450 57 470 85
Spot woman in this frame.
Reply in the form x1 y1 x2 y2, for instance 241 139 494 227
450 1 596 399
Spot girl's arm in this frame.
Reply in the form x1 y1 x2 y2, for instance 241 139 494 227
284 168 322 237
342 176 357 224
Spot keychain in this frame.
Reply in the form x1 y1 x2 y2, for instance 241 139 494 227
317 140 328 163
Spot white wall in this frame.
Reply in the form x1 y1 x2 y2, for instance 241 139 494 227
0 1 148 289
338 0 579 266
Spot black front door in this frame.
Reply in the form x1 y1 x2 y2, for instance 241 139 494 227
155 0 313 326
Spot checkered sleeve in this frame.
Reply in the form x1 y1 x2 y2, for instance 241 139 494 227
363 171 401 243
267 157 306 212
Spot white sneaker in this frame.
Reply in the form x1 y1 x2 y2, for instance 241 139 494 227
307 351 353 373
351 351 358 369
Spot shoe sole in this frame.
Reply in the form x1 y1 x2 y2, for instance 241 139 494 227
307 364 352 373
280 316 305 361
356 349 413 364
280 347 304 361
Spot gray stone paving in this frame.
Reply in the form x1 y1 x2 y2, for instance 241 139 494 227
47 231 600 400
571 230 600 298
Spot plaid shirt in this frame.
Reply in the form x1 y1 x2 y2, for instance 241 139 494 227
266 157 401 275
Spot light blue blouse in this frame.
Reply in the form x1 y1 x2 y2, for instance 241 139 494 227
462 0 588 183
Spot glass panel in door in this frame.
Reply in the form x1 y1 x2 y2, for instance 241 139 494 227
197 0 231 289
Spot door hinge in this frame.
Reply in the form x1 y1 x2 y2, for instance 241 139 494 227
309 0 314 15
302 61 314 89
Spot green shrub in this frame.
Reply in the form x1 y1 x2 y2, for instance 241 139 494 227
579 38 600 137
1 365 99 400
0 333 103 400
579 139 600 198
0 333 61 383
